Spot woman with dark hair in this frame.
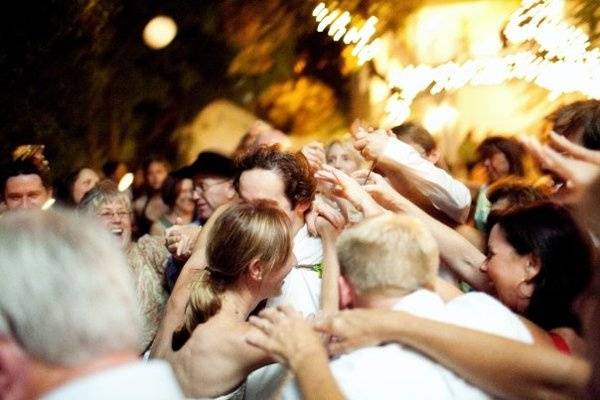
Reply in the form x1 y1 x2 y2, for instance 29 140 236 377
473 136 527 230
483 203 591 344
150 170 195 236
55 167 100 206
351 171 592 354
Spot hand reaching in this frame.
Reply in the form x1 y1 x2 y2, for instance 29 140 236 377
301 141 326 172
247 305 326 367
520 135 600 203
315 308 404 355
306 195 346 237
165 224 201 262
351 170 407 211
315 165 383 217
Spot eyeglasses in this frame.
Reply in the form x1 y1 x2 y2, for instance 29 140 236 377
98 210 130 219
194 179 229 192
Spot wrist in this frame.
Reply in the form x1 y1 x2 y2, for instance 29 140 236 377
288 341 328 370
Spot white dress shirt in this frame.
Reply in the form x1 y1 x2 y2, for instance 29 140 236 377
283 290 532 400
383 138 471 223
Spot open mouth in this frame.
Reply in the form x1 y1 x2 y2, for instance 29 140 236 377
111 228 123 237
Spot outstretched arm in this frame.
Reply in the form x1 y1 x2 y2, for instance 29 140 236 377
317 309 589 400
352 170 489 291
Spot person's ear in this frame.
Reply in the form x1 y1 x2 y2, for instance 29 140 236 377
518 254 541 300
426 149 441 165
247 259 264 283
295 201 310 216
0 337 30 400
525 254 541 281
338 276 356 309
224 181 237 201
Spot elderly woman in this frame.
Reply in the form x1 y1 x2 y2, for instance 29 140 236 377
80 180 170 352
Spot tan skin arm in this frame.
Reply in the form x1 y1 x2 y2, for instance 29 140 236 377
317 309 589 400
353 169 490 291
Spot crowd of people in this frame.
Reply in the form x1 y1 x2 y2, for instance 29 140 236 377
1 99 600 399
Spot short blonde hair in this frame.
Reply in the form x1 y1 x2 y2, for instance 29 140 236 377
336 213 439 294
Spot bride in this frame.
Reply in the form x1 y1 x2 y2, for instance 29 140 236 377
161 200 295 399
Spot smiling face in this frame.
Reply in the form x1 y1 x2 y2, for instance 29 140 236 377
174 178 195 214
72 168 100 204
193 176 235 221
480 224 534 313
4 174 51 210
96 200 132 249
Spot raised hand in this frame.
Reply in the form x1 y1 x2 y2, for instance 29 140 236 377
315 165 383 217
305 195 346 237
247 305 325 366
520 135 600 203
301 141 326 172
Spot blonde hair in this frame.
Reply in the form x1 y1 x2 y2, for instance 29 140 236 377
326 138 366 170
336 213 439 294
173 201 292 348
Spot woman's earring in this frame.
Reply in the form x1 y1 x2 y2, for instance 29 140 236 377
517 280 532 299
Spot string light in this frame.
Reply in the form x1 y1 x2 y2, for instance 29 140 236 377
380 0 600 124
312 2 382 65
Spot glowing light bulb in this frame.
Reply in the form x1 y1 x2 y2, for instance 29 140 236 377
143 15 177 50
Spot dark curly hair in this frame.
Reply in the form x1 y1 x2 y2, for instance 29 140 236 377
233 145 316 209
493 202 592 332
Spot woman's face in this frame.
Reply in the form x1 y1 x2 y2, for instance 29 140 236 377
260 252 296 299
96 200 132 249
327 143 358 175
484 151 510 183
175 178 195 214
72 168 99 204
480 224 533 313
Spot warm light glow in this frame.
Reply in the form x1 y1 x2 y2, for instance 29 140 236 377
41 198 55 211
118 173 134 192
378 0 600 123
423 104 458 134
311 3 381 65
143 15 177 50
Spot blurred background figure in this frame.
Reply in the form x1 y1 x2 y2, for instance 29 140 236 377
150 168 195 236
1 158 53 211
133 157 170 236
54 167 100 207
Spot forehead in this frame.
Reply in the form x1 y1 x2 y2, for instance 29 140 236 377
5 174 45 193
97 200 129 211
195 174 226 185
239 168 286 203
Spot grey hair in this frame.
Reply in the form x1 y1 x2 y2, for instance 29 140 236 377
78 180 131 214
0 208 140 365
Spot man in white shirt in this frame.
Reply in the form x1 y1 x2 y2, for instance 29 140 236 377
0 210 183 400
284 213 532 399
